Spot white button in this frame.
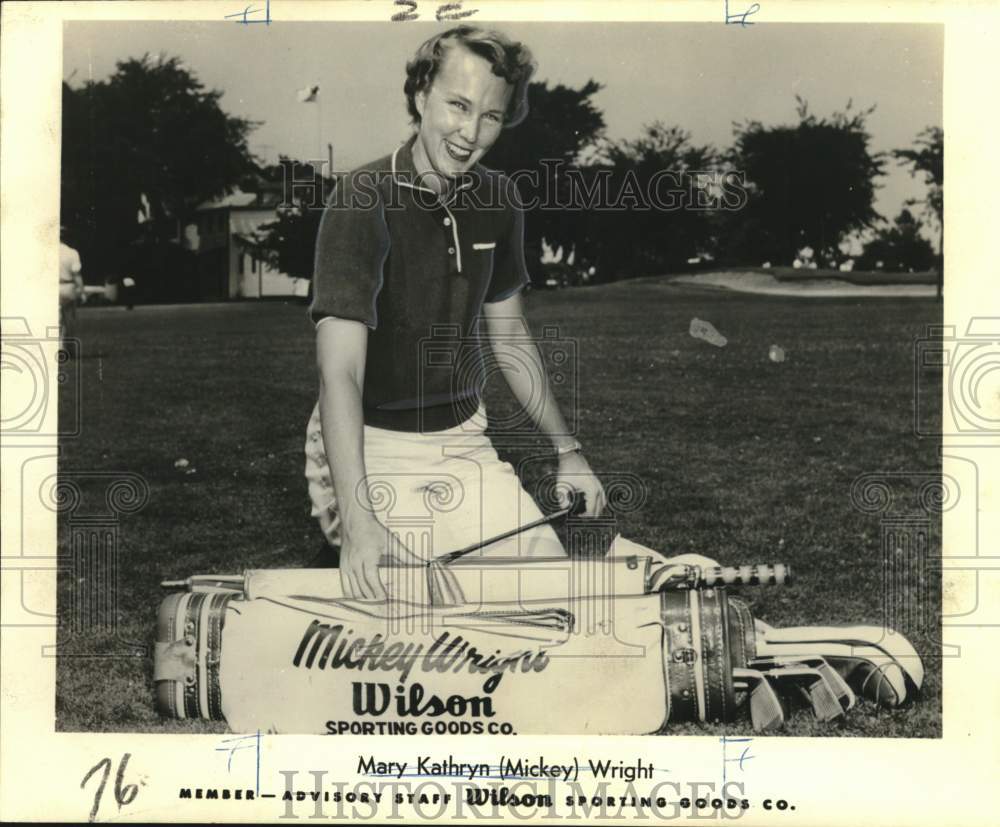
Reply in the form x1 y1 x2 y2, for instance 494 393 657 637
448 246 456 255
443 217 452 226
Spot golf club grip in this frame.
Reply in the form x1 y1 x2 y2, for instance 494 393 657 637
700 563 790 587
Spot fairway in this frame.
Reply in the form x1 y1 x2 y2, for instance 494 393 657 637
56 280 942 737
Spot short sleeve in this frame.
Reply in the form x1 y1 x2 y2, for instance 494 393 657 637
484 175 530 303
309 175 391 329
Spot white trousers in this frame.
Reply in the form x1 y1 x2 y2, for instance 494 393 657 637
304 402 563 559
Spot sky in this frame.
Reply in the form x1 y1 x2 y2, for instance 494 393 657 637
63 21 943 241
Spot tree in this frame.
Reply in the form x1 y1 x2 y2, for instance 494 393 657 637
237 159 329 281
719 96 886 267
894 126 943 297
484 80 606 275
488 79 605 171
61 54 258 282
582 123 720 280
856 208 937 273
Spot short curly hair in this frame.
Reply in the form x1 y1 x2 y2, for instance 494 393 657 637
404 26 535 128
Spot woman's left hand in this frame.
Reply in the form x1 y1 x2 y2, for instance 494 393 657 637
556 451 606 517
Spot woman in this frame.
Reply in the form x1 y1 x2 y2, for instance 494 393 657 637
305 26 605 599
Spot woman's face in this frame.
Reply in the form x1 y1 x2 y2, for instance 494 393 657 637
412 45 512 189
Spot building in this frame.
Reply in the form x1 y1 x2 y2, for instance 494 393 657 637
189 188 309 300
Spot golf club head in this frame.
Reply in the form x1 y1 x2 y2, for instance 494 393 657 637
753 620 924 691
750 655 856 712
733 668 785 732
825 656 908 708
758 665 844 722
810 658 857 712
754 640 910 707
426 560 466 607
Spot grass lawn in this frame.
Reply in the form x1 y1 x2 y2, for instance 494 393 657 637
57 278 942 737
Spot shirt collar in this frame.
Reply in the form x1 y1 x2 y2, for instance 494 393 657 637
391 134 479 202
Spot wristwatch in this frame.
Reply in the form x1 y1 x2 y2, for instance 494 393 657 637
554 439 583 457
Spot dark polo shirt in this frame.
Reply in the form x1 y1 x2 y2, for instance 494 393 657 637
310 135 530 432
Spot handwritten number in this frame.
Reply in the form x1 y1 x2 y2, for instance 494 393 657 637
725 0 761 26
391 1 479 21
81 758 111 823
391 0 419 21
437 2 479 21
81 754 137 822
224 0 271 24
115 753 139 807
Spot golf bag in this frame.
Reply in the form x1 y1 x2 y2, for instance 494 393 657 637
154 542 923 734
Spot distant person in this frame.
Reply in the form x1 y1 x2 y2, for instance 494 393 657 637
121 275 137 310
59 229 84 349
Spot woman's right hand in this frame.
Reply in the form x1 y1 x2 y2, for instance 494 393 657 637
339 516 425 600
315 320 430 600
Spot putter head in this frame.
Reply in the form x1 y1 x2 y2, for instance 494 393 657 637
733 668 785 732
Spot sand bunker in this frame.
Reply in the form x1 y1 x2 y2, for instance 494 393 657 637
674 271 936 298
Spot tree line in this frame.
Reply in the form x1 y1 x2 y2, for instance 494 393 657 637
61 55 943 299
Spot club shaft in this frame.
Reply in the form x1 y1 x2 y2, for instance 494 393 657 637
437 493 585 565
